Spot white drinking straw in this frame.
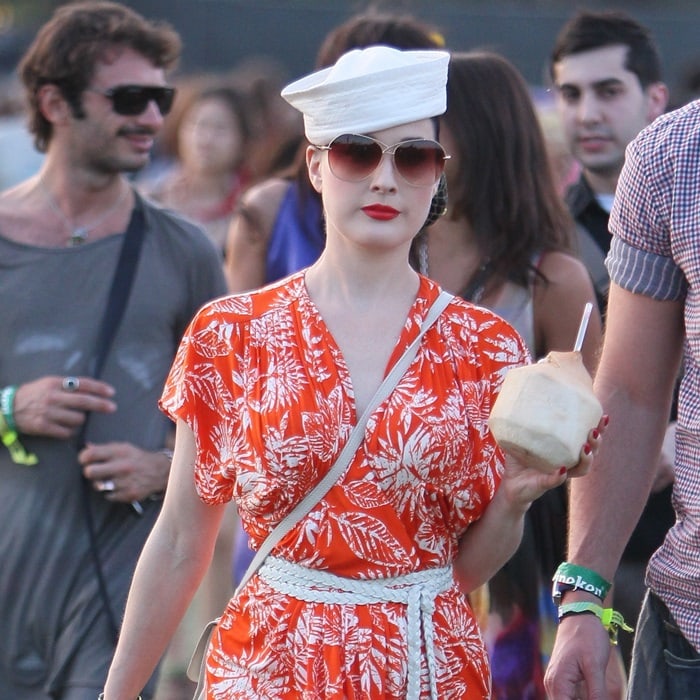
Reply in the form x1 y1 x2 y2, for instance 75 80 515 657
573 302 593 353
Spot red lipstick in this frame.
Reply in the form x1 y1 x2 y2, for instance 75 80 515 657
362 204 400 221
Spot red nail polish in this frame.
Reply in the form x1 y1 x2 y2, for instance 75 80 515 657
603 415 610 427
592 429 600 440
583 443 592 455
559 466 567 476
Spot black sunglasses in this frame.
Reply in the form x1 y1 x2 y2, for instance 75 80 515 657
316 133 449 187
87 84 176 116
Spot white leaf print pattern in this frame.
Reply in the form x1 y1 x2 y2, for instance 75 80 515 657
250 353 310 415
159 276 526 698
344 478 392 510
189 361 236 414
190 318 236 358
211 293 253 316
301 384 348 461
290 606 328 690
334 511 413 567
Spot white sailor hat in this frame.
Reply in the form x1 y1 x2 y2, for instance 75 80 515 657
281 45 449 144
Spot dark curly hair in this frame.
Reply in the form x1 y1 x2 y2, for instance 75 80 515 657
19 0 181 152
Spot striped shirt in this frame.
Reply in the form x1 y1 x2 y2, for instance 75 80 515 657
607 98 700 651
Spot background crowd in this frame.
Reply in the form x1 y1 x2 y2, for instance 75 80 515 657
2 1 700 699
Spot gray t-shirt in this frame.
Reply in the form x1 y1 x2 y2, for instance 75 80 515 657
0 195 227 695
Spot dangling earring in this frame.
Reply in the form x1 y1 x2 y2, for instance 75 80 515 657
424 173 448 227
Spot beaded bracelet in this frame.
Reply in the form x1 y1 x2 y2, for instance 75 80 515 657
558 601 634 645
552 561 612 603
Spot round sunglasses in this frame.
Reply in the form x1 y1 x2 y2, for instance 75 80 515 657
87 84 176 116
316 134 449 187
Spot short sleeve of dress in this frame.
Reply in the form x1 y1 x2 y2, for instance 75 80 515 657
160 297 244 504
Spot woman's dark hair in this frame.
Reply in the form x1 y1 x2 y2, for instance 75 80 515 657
314 9 445 69
443 51 575 287
19 0 181 152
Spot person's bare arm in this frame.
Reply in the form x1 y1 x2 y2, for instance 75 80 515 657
103 420 227 699
454 456 568 593
224 177 289 292
533 251 630 697
533 250 603 373
545 283 684 700
570 283 683 578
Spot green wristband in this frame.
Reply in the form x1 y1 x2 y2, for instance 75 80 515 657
0 411 38 466
552 561 612 602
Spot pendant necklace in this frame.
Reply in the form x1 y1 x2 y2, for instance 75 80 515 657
40 178 128 247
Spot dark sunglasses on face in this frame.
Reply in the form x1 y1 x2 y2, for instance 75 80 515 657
316 133 449 187
87 84 176 116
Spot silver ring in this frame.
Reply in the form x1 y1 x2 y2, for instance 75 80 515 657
96 479 116 493
62 376 80 392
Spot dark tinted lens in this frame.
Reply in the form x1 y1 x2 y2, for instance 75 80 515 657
328 135 383 181
394 141 445 186
110 86 175 116
152 87 175 115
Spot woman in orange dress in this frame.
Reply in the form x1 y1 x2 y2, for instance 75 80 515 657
103 46 601 700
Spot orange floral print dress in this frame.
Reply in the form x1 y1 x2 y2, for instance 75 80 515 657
160 271 529 700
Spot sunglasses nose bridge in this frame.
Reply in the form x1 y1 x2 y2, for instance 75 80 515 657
367 148 401 188
138 90 173 119
135 96 165 120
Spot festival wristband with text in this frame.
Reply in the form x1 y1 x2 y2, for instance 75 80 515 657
552 561 612 603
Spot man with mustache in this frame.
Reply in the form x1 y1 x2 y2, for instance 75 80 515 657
0 3 226 698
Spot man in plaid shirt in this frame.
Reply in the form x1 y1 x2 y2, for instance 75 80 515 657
546 98 700 699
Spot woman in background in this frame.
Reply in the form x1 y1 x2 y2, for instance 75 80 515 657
414 50 622 699
143 78 253 256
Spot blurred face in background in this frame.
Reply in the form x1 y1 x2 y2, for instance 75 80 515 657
553 44 666 184
178 95 245 176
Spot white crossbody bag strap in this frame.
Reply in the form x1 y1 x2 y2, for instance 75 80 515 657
234 290 453 595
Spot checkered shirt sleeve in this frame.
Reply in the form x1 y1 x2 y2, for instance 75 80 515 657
605 99 700 655
605 104 694 301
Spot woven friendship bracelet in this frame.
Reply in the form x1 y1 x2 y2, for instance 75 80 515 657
557 601 634 645
552 561 612 603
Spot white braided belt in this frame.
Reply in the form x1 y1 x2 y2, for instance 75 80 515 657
258 556 454 700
